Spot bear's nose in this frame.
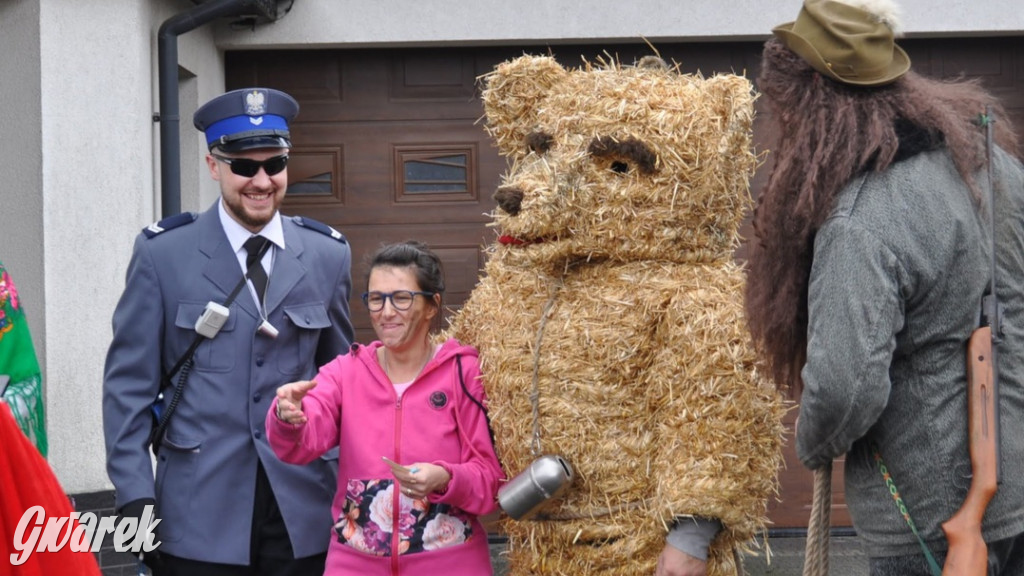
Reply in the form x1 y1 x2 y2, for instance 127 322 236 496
493 186 524 216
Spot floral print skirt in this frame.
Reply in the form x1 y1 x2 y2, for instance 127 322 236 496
335 478 475 556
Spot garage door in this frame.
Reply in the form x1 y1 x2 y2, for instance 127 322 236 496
226 36 1024 530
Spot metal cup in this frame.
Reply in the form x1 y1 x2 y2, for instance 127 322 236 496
497 454 574 520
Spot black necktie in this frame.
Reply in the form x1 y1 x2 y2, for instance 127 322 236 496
243 235 270 304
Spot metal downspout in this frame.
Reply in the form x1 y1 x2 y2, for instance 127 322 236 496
157 0 255 217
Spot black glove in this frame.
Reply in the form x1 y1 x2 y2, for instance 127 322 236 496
118 498 169 575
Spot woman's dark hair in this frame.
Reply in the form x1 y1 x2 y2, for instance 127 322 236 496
745 38 1020 396
366 241 445 307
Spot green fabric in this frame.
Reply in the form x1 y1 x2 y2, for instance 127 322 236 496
0 260 47 456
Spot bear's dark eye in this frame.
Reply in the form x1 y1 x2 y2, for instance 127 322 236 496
526 131 554 154
587 135 658 175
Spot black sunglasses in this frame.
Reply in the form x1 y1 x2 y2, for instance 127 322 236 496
211 154 289 178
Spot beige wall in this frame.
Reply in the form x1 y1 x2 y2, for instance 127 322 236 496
1 0 226 493
0 1 44 377
215 0 1024 49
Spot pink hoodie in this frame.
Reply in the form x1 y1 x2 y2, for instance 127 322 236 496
266 338 503 575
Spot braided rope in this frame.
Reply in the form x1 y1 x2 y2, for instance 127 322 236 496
803 461 833 576
529 276 564 456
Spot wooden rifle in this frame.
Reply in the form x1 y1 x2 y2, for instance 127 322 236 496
940 106 1002 575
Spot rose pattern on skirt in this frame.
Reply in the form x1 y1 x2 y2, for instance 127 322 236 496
335 477 473 556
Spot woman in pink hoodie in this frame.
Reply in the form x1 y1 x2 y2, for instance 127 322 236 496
267 241 504 575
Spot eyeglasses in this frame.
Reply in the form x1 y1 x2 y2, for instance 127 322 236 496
211 154 289 177
361 290 435 312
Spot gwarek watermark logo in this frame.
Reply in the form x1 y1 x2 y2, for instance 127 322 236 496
9 505 161 565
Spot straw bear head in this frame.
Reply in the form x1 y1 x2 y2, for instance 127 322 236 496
481 54 758 267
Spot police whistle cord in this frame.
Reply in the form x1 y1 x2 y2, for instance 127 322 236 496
150 238 272 454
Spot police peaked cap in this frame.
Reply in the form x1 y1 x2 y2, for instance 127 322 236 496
193 88 299 153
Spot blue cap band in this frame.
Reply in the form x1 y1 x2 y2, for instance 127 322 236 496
204 114 290 147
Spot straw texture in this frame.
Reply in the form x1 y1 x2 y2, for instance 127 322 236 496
448 54 786 575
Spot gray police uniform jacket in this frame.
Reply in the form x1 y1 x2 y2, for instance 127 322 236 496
103 202 354 564
797 148 1024 557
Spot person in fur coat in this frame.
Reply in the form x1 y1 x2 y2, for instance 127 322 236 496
745 1 1024 574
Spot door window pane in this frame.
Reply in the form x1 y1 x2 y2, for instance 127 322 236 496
403 154 468 193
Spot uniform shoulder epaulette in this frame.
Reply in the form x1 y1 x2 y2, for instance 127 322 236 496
291 216 347 244
142 212 198 238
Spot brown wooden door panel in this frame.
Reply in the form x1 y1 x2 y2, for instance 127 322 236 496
228 48 499 123
228 36 1024 531
284 116 503 342
291 122 503 217
768 410 853 528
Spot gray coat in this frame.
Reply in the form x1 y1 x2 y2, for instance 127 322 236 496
103 202 353 564
797 148 1024 556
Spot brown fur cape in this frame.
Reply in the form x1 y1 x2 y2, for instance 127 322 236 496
745 38 1021 394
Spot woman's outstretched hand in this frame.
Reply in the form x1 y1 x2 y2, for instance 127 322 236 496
275 380 317 424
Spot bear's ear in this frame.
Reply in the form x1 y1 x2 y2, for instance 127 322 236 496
636 55 670 72
481 55 568 157
704 74 757 151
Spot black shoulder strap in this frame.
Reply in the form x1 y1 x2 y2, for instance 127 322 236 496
159 238 270 388
150 238 273 454
455 354 495 447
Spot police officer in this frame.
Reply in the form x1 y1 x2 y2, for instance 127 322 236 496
103 87 354 576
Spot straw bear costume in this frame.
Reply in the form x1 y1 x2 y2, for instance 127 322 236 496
449 55 786 575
